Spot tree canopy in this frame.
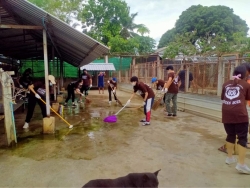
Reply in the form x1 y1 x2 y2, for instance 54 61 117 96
158 5 249 48
28 0 155 55
28 0 82 27
80 0 151 45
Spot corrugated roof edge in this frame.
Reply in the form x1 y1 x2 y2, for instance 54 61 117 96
22 0 109 51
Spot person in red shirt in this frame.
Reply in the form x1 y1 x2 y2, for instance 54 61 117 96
80 69 92 94
151 77 165 90
151 77 166 105
163 66 181 117
221 65 250 174
126 76 155 126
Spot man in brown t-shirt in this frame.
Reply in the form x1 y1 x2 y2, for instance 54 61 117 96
163 65 181 116
126 76 155 126
79 69 92 102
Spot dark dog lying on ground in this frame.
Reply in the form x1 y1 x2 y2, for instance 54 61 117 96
82 169 161 188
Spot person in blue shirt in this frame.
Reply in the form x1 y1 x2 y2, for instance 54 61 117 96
98 71 105 94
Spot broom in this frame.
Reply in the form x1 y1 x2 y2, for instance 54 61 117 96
82 87 91 103
152 95 164 111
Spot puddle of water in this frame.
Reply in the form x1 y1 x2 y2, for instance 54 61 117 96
0 98 144 161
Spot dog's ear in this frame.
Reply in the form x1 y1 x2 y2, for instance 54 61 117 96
154 169 161 176
142 174 149 182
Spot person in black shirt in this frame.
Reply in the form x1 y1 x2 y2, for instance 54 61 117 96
64 79 84 107
178 65 193 92
20 71 56 129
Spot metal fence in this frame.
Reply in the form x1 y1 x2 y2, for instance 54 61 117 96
111 58 249 95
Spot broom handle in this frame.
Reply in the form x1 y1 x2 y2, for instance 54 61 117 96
115 102 128 115
39 97 72 127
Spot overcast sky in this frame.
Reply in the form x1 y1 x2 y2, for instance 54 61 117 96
124 0 250 44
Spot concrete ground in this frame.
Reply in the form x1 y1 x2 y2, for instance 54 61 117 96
0 88 250 187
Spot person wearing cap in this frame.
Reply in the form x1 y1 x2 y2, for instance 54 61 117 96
22 74 56 129
64 79 84 107
107 77 118 105
151 77 166 91
151 77 166 105
163 65 181 117
126 76 155 126
79 69 92 102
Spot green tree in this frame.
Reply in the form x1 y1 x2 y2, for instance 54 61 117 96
158 28 176 48
136 24 150 36
159 5 249 48
79 0 130 44
28 0 82 26
108 35 155 54
108 35 139 54
176 5 248 40
163 32 197 59
80 0 150 44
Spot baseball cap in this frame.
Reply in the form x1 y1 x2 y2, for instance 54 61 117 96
48 75 56 84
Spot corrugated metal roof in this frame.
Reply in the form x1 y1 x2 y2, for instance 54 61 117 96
80 63 116 71
0 0 109 67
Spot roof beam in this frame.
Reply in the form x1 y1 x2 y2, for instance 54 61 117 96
0 24 43 30
0 33 30 40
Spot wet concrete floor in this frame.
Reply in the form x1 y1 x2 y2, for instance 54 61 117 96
0 89 250 187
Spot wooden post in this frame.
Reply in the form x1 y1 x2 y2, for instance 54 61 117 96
132 57 136 76
43 29 50 115
217 57 223 96
185 65 189 92
125 70 128 83
0 69 15 145
157 55 161 79
222 61 225 83
202 63 206 94
230 61 234 78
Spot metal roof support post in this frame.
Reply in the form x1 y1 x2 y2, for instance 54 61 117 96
60 59 64 88
105 55 108 63
43 29 50 115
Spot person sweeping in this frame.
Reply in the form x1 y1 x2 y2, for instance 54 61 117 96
126 76 155 126
151 77 166 106
221 65 250 174
151 77 165 90
20 73 56 129
107 77 118 105
64 79 84 107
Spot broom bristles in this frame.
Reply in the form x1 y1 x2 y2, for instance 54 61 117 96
152 98 162 111
85 97 91 103
117 99 123 107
